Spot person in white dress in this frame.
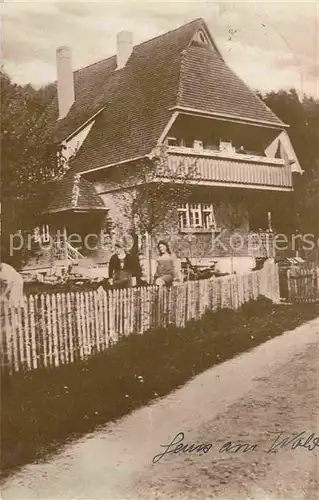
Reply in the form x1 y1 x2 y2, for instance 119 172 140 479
0 262 24 308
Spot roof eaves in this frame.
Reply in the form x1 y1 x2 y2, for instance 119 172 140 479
46 207 108 214
170 105 289 129
63 105 107 142
79 155 149 176
134 17 203 51
157 111 180 145
253 95 289 129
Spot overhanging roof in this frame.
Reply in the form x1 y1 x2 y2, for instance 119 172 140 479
43 18 286 177
45 174 107 214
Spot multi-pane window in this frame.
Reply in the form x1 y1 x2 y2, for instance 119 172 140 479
178 203 188 230
166 137 196 149
202 203 216 229
189 203 202 228
178 203 217 231
167 137 178 147
34 224 50 244
42 224 50 243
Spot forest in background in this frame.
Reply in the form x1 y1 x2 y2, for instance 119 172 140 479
1 70 319 265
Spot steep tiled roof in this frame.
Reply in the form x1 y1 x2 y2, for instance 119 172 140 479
46 174 106 213
38 16 291 219
177 43 284 126
45 18 286 176
66 19 205 173
47 19 204 147
47 55 117 143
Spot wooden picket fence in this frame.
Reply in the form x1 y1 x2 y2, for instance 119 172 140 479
1 262 280 374
287 262 319 303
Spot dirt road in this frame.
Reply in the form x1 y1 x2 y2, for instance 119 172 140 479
2 317 319 500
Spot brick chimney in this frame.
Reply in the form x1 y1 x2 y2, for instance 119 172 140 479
116 31 133 70
56 46 75 120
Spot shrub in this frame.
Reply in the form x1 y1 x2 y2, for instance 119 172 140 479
241 296 274 318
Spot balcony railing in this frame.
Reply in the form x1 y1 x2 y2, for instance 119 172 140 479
165 147 292 190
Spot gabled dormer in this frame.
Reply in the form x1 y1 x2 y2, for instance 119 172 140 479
189 25 221 54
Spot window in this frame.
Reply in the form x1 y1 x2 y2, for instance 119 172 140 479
34 224 50 244
167 137 178 146
167 137 191 148
193 30 210 45
200 32 207 44
203 139 219 151
184 137 195 148
178 203 217 231
189 203 202 228
33 227 40 243
42 224 50 243
178 203 189 230
202 203 217 230
167 137 205 150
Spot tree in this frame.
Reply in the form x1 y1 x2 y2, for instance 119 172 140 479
224 203 249 274
1 71 66 266
300 160 319 238
258 89 318 176
258 88 319 239
113 146 199 281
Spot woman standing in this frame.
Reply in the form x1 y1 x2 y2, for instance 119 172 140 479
153 240 178 286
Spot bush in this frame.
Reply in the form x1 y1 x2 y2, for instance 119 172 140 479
241 296 274 318
1 298 318 478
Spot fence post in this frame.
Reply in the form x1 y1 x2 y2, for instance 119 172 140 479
274 263 281 302
57 293 65 364
2 302 12 374
102 289 109 347
29 295 38 370
67 292 74 362
287 269 292 302
1 260 293 374
39 293 47 368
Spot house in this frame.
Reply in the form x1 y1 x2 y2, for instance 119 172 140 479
26 18 303 278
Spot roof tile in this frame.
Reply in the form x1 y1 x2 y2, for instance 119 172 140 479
46 174 106 213
178 43 283 126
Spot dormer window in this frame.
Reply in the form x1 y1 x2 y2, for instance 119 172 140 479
200 32 207 44
192 29 210 46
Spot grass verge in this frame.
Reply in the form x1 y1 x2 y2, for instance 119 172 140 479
1 297 319 479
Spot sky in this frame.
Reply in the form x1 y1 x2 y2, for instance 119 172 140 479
1 0 318 98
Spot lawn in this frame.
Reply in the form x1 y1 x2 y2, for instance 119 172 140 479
1 297 319 479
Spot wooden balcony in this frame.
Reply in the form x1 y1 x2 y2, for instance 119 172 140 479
165 147 293 191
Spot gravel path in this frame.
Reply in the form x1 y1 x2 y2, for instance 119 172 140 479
2 317 319 500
